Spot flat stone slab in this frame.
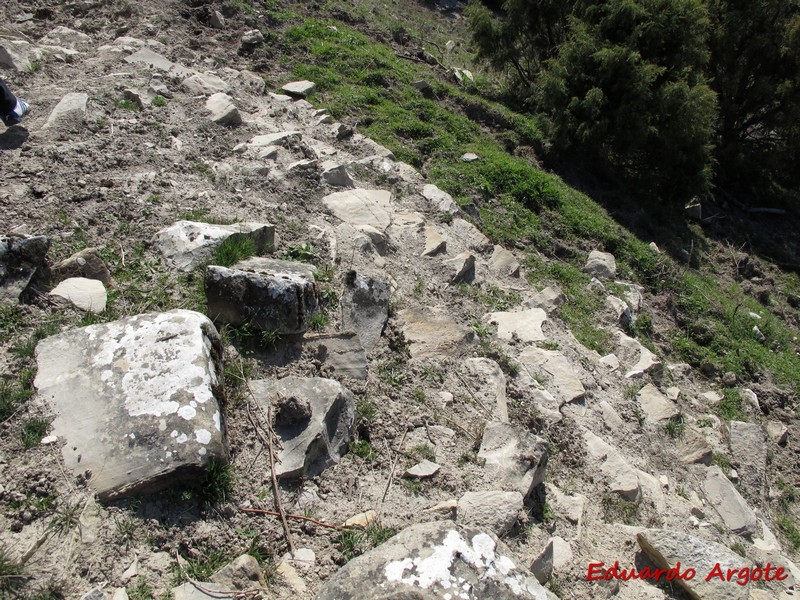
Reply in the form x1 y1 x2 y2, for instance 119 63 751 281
421 226 446 256
488 245 520 277
404 460 441 479
303 333 368 380
398 307 475 358
479 422 548 500
247 131 301 149
281 80 316 97
729 420 767 499
184 72 230 95
341 273 389 352
582 428 641 501
676 428 712 465
636 383 678 423
484 308 547 343
525 286 565 313
616 331 662 378
250 376 354 479
322 189 394 232
702 466 757 535
153 220 275 272
518 347 585 405
637 529 751 600
206 93 241 125
315 521 557 600
42 92 88 134
34 310 227 500
205 258 318 334
49 277 107 313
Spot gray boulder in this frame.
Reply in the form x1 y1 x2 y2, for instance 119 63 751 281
341 273 390 352
583 250 617 279
205 93 242 125
250 376 354 478
729 420 767 499
34 310 227 500
322 189 393 231
443 252 475 283
702 466 757 535
205 258 318 334
1 234 50 304
281 80 316 97
398 307 475 358
153 221 274 272
637 528 751 599
315 521 557 600
636 383 679 424
457 490 523 536
184 72 230 95
421 184 459 214
321 162 354 188
479 422 549 500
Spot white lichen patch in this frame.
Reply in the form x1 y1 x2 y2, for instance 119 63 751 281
195 429 212 444
87 311 218 418
384 530 544 599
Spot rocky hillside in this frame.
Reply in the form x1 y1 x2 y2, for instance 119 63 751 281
1 1 798 599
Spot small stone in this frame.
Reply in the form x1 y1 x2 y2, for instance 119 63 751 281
421 184 459 214
488 246 520 277
461 152 479 162
766 420 788 446
344 510 377 528
722 371 737 386
240 29 264 50
206 93 241 125
404 460 440 479
50 248 112 285
209 11 225 28
281 80 316 98
210 554 266 590
80 589 106 600
49 277 107 313
421 226 446 257
443 252 475 284
583 250 617 279
321 162 354 188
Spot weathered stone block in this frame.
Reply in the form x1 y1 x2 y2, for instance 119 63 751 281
205 258 318 334
34 310 227 501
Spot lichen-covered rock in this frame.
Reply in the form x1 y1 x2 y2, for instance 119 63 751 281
205 258 318 334
315 521 557 600
34 310 227 500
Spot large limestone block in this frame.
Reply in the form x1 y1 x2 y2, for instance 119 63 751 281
479 422 549 500
637 529 752 599
247 131 301 148
322 189 394 232
281 80 316 97
582 428 641 501
702 466 758 536
457 490 523 536
205 258 318 334
518 347 585 405
398 307 475 358
449 218 491 251
583 250 617 279
484 308 547 343
250 377 354 478
205 93 242 125
315 521 557 600
677 428 713 465
636 383 679 423
0 40 42 71
153 220 274 272
42 92 89 130
34 310 227 500
729 421 767 499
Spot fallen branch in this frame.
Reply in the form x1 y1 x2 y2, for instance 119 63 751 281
244 382 295 557
241 507 350 532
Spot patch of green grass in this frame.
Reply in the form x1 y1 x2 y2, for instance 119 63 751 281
717 388 745 421
197 459 233 504
730 542 747 557
178 208 209 221
178 548 231 582
211 235 256 267
410 444 436 462
356 399 376 421
21 418 49 449
0 380 34 422
776 516 800 550
151 95 167 107
411 388 426 403
192 161 216 181
377 362 407 388
663 413 686 439
115 98 140 111
402 479 423 496
776 478 798 510
471 321 491 339
0 545 23 596
458 283 522 311
335 522 396 563
48 502 81 536
696 418 714 428
712 452 733 476
349 440 378 461
309 312 330 331
601 494 640 525
280 242 320 263
126 578 155 600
